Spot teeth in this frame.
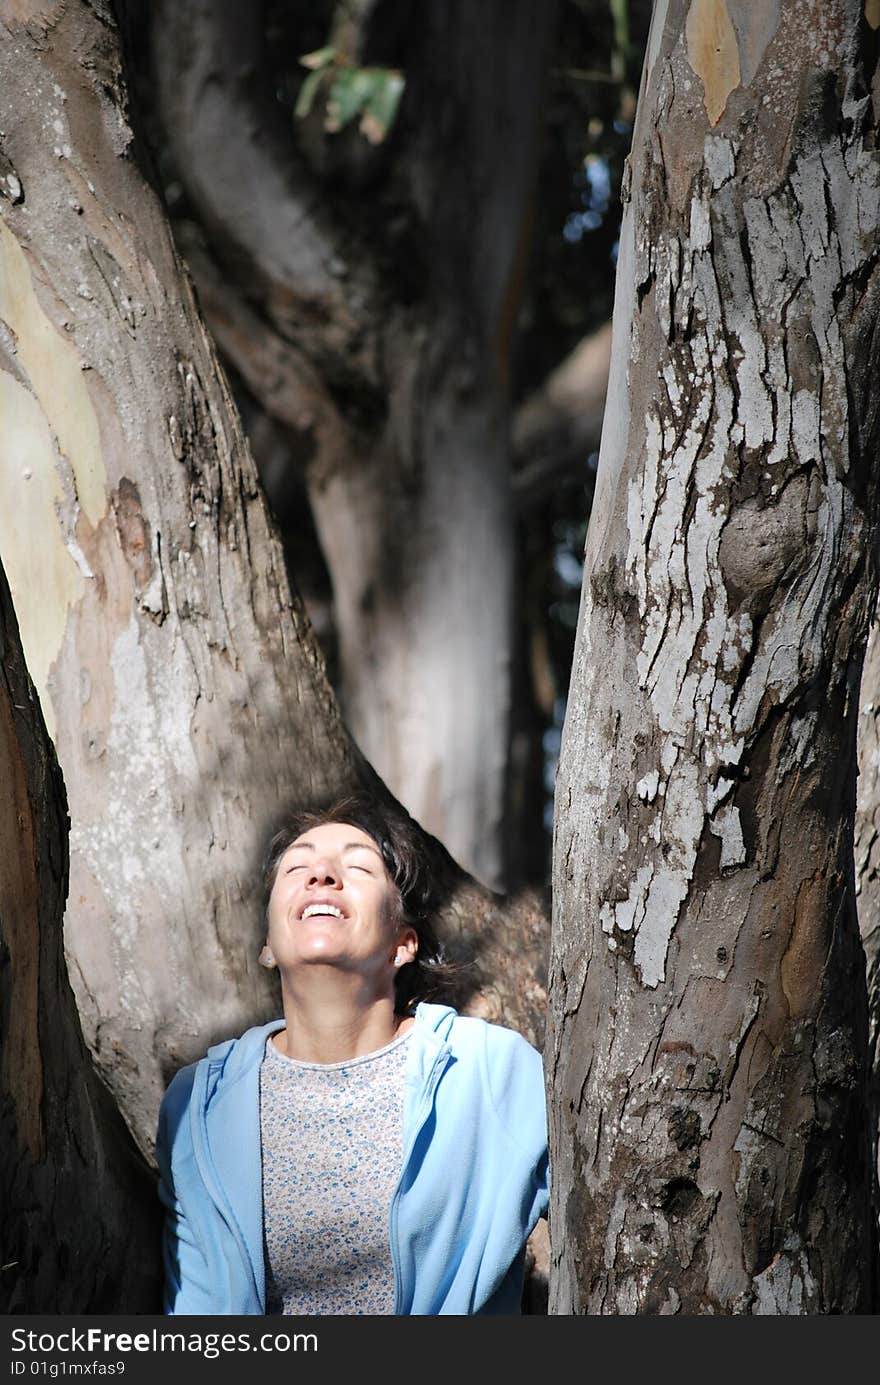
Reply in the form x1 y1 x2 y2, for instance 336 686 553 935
301 904 345 920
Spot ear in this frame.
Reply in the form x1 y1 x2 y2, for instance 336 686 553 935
392 927 418 968
259 943 277 969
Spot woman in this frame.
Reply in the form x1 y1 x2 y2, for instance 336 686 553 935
157 792 549 1315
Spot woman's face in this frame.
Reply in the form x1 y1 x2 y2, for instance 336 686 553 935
266 821 417 988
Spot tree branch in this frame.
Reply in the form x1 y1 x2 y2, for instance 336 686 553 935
151 0 382 398
512 320 611 505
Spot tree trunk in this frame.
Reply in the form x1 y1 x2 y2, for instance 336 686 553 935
0 555 159 1311
548 0 880 1314
0 0 548 1164
855 622 880 1254
147 0 556 890
512 321 612 505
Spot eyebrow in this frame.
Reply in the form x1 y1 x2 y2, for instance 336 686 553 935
287 840 382 858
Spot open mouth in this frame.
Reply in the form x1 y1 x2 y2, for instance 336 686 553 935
299 903 346 921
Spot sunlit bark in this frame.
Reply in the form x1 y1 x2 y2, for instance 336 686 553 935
549 0 880 1313
0 0 548 1165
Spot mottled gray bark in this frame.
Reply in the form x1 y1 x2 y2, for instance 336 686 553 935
0 0 355 1158
549 0 880 1314
0 0 548 1164
148 0 556 890
855 623 880 1246
0 555 159 1312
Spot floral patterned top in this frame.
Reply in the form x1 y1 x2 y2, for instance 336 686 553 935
259 1030 411 1315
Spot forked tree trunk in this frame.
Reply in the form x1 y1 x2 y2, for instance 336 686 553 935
0 557 159 1312
0 0 548 1163
148 0 555 889
549 0 880 1313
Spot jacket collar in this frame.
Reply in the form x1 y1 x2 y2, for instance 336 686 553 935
204 1004 456 1093
404 1002 455 1086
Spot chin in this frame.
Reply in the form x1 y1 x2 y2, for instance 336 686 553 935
300 949 349 967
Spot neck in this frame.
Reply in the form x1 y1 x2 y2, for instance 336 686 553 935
275 971 409 1063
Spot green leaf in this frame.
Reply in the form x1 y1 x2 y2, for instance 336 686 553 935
325 67 373 132
295 67 327 119
296 53 405 142
359 70 405 144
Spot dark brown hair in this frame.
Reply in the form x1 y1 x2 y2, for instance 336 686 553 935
262 791 459 1011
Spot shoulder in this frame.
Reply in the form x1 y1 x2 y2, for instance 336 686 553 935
433 1010 547 1158
158 1019 284 1124
434 1007 543 1069
415 1004 545 1106
158 1058 199 1125
467 1016 545 1099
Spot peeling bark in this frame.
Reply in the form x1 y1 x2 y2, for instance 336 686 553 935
0 555 159 1311
855 622 880 1250
0 0 548 1163
549 0 880 1313
147 0 556 889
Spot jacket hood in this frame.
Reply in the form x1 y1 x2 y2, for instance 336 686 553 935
204 1018 285 1095
412 1001 457 1038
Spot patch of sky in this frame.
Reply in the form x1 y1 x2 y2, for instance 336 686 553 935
542 697 569 830
563 153 612 244
553 545 584 590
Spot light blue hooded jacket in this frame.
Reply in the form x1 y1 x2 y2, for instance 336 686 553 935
157 1002 549 1315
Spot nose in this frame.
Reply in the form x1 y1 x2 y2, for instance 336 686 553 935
307 858 342 887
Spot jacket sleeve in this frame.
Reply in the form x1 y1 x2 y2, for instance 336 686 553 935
156 1066 218 1315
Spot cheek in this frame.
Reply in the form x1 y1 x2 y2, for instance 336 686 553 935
381 886 404 932
266 879 288 935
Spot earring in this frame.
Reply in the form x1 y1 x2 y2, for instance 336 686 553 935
259 945 276 968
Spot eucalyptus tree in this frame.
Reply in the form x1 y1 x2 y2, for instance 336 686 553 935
0 557 158 1311
0 0 547 1186
549 0 880 1313
855 627 880 1248
146 0 556 889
